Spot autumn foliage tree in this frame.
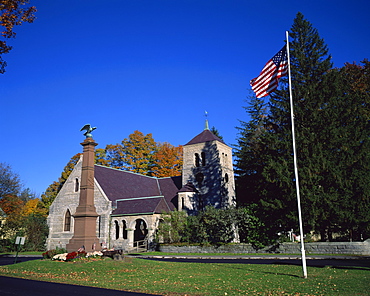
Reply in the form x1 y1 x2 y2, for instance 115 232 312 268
0 0 36 73
151 142 182 178
0 194 23 225
105 130 157 174
103 130 183 177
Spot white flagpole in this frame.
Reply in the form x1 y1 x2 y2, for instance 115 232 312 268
286 30 307 278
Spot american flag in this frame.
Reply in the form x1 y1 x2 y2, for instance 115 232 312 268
250 46 288 98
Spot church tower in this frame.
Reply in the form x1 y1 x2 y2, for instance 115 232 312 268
179 119 235 214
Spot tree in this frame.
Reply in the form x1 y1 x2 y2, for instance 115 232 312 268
103 130 183 177
151 143 182 178
105 130 157 174
23 213 48 251
0 162 22 200
235 13 370 242
263 12 335 239
156 210 188 244
210 126 224 141
234 96 269 206
0 194 24 224
235 12 334 240
22 198 47 217
320 60 370 241
0 0 36 73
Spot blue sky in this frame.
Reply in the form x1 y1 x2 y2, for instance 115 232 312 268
1 0 369 196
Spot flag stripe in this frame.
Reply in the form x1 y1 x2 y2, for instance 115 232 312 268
250 46 288 98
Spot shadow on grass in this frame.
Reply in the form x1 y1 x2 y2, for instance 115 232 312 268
271 259 370 271
144 257 370 271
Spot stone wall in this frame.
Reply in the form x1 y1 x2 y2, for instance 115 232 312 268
159 239 370 255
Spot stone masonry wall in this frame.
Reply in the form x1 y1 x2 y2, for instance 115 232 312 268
159 239 370 255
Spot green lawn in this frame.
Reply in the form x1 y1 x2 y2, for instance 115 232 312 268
0 257 368 295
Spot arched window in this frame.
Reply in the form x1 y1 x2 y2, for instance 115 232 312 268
195 153 201 167
64 209 71 231
114 220 119 240
75 178 79 192
122 220 128 239
225 173 229 183
201 152 206 166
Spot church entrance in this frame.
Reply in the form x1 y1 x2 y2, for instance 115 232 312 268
134 219 148 242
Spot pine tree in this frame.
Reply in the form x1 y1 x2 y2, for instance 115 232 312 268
234 96 269 206
236 12 370 241
235 12 336 240
263 12 334 239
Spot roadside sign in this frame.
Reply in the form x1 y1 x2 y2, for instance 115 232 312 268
15 237 26 245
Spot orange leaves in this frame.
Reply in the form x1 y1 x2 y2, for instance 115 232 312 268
0 0 36 38
103 130 183 177
0 0 37 72
22 198 47 217
151 143 183 178
0 194 23 216
121 130 157 175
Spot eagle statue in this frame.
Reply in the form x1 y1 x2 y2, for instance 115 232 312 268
80 124 97 138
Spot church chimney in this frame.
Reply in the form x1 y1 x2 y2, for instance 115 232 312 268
66 125 100 252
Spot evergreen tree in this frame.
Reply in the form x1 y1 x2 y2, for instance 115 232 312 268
234 95 269 206
235 12 370 241
235 12 335 240
323 61 370 240
210 126 224 141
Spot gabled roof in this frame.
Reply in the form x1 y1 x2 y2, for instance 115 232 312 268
94 165 181 215
185 129 224 145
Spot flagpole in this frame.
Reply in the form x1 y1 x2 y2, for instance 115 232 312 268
286 30 307 278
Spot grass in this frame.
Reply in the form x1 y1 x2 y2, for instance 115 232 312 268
140 251 356 257
0 257 369 295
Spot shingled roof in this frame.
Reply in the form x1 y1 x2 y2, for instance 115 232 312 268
185 129 224 145
94 165 181 215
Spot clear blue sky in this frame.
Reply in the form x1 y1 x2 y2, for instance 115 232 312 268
1 0 369 196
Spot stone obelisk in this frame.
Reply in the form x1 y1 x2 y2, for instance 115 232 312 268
66 125 100 252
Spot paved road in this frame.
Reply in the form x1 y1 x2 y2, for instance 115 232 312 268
0 276 155 296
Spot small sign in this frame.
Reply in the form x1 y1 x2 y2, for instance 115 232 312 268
15 237 26 245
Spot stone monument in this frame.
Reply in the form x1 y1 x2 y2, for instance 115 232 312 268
66 124 100 252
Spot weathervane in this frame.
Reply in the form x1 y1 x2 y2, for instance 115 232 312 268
80 124 97 139
204 111 209 130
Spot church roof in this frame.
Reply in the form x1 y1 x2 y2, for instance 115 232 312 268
94 165 181 215
111 197 171 216
179 182 197 193
185 129 224 145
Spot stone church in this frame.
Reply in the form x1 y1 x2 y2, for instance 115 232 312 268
46 122 235 251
